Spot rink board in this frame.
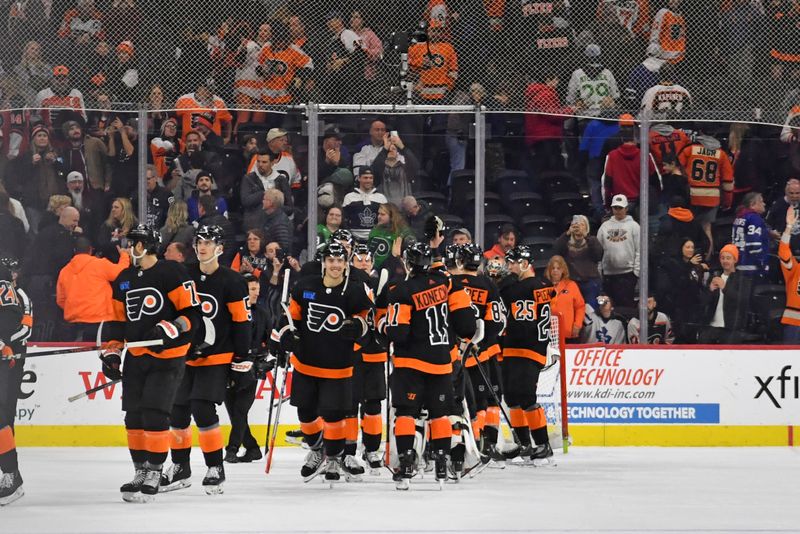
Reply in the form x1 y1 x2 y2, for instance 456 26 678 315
12 344 800 447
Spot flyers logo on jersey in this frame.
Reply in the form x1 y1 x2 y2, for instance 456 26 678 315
125 288 164 321
197 292 219 319
307 302 346 333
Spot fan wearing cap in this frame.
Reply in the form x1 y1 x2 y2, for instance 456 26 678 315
583 293 628 345
187 170 227 223
266 128 302 189
602 120 656 214
61 119 111 193
698 244 750 344
273 241 373 483
597 194 640 309
385 242 476 488
319 126 353 188
5 124 67 218
566 44 620 117
158 225 251 495
33 65 86 127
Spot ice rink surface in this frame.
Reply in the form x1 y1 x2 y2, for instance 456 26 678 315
3 446 799 533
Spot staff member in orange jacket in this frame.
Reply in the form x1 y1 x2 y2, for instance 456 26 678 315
56 236 130 341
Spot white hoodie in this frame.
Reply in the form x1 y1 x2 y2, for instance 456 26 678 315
598 214 640 277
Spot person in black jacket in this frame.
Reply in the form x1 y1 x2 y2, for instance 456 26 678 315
698 245 751 344
261 189 292 253
0 192 26 260
657 196 710 261
656 237 710 343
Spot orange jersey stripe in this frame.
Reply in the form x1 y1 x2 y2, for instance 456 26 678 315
503 347 547 365
226 300 250 322
290 355 352 379
393 357 453 375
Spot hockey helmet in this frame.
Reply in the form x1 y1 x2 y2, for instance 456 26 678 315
506 245 532 264
127 224 161 254
444 243 461 270
194 224 225 246
351 243 372 262
403 242 433 274
0 257 20 273
0 264 11 283
458 243 484 271
322 241 349 260
330 228 354 246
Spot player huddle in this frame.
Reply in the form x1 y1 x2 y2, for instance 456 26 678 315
0 215 563 504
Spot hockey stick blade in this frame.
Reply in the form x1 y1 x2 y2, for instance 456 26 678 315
68 378 122 402
11 339 163 360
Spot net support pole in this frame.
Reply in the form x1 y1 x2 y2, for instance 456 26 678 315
306 104 320 253
136 105 148 224
474 106 486 247
638 113 651 343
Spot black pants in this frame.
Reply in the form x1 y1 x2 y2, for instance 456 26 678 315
224 382 258 451
0 357 24 472
604 272 638 309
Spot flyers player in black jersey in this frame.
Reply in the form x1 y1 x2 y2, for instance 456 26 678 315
386 243 476 489
500 245 559 464
101 225 201 503
451 244 507 463
345 243 386 476
160 226 251 495
0 261 24 505
277 242 373 485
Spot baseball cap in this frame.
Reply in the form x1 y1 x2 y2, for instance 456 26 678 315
611 194 628 208
66 171 84 183
358 167 374 177
585 43 602 58
322 126 342 140
619 113 635 127
450 227 472 241
267 128 288 143
116 41 134 55
53 65 69 76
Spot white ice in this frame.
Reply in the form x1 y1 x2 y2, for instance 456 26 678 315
2 446 799 533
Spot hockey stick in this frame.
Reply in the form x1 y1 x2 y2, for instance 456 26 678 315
265 269 293 456
7 339 163 360
264 367 278 457
265 363 288 474
67 378 122 402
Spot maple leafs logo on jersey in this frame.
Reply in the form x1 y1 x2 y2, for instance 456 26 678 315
125 288 164 321
197 292 219 320
306 302 346 333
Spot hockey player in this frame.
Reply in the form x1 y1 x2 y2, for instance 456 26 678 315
100 225 201 503
386 242 477 488
452 244 506 463
277 242 373 484
160 225 252 494
627 294 674 344
500 245 558 464
344 243 387 476
0 261 25 505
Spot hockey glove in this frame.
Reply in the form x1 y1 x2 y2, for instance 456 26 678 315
99 344 123 381
279 327 301 357
0 341 13 360
253 352 275 380
229 356 257 391
145 318 190 352
545 342 561 369
339 317 367 341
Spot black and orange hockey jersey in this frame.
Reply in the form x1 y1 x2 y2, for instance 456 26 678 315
256 44 313 105
650 7 686 63
286 275 373 379
0 277 22 351
386 271 476 374
678 141 734 209
110 260 201 359
188 264 251 367
500 276 557 365
459 273 505 367
649 126 690 173
779 235 800 326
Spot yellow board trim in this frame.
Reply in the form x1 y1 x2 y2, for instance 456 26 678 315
15 425 799 447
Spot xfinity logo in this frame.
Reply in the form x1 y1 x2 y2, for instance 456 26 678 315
754 365 798 408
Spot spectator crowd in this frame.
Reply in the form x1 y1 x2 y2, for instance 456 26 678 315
1 0 800 344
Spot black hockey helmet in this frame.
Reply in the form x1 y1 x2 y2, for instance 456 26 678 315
0 264 11 282
0 256 20 273
127 224 161 254
403 242 433 274
330 228 354 246
458 243 484 271
194 224 225 246
444 243 461 270
506 244 532 264
322 241 349 260
351 243 372 262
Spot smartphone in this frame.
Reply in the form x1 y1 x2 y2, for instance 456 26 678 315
572 215 581 224
119 237 129 248
390 130 399 138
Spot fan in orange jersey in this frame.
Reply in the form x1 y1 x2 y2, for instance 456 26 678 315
256 22 313 107
649 0 686 64
649 122 690 174
174 83 233 144
779 207 800 343
408 26 458 102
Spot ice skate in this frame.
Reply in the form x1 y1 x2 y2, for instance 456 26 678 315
393 449 416 491
483 443 507 469
134 465 162 503
159 462 192 492
223 449 239 463
285 429 306 447
362 450 383 475
433 451 448 490
342 454 364 482
120 463 146 503
202 465 225 494
301 448 325 482
530 442 556 467
323 457 343 488
0 470 24 506
511 445 536 466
